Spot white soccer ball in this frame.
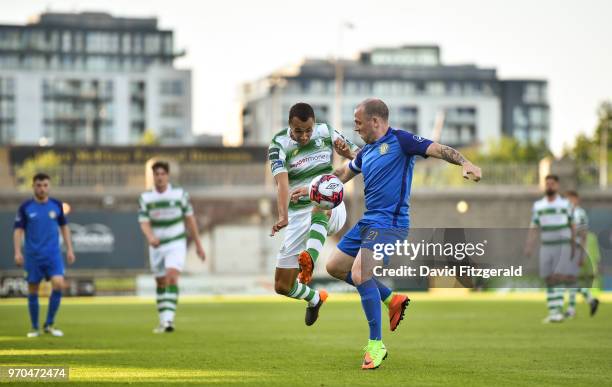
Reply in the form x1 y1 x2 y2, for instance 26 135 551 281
308 174 344 209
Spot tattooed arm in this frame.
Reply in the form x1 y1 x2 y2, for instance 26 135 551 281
425 143 482 182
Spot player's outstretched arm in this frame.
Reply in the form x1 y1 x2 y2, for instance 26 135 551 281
60 225 76 264
425 142 481 182
333 163 357 184
13 228 24 266
271 172 289 236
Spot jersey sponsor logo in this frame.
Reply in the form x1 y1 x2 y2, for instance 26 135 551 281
28 213 37 218
379 143 389 155
413 135 424 142
48 210 57 219
289 153 330 169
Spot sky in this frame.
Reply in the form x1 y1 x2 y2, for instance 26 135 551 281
1 0 611 153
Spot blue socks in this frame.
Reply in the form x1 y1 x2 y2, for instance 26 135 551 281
345 272 354 285
45 290 62 327
27 290 63 330
374 278 392 302
27 293 39 330
356 278 382 340
345 272 392 302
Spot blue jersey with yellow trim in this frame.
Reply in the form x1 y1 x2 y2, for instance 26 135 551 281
348 128 432 228
14 198 67 260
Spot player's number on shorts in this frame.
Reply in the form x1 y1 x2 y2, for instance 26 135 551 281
365 230 378 241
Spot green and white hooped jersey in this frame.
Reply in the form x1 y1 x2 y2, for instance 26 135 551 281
138 184 194 245
268 123 357 212
530 195 573 245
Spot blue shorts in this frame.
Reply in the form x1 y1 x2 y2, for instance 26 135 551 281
24 254 64 284
337 220 408 264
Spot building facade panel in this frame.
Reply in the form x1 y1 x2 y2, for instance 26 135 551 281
241 46 548 149
0 12 191 145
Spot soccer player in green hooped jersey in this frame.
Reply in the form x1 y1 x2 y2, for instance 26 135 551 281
138 161 206 333
269 102 358 325
564 190 600 318
525 175 576 323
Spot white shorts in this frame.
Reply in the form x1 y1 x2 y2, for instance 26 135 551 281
149 239 187 277
539 243 572 278
276 202 347 269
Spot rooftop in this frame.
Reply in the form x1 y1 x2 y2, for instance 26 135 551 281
6 12 161 31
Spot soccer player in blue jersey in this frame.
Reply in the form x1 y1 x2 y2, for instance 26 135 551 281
13 173 75 338
326 98 481 369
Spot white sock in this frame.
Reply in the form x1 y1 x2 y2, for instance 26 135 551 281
308 291 320 307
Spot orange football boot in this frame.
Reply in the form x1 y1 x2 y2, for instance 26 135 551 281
298 250 314 284
388 294 410 331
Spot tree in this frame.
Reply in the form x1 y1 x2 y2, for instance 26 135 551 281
15 151 62 189
139 130 159 146
463 136 552 164
564 101 612 163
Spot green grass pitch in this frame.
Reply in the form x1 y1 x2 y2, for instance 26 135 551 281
0 295 610 386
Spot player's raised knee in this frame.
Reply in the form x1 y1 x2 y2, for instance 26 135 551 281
325 260 343 280
274 280 292 296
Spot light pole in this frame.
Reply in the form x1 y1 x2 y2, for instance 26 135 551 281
333 21 354 132
598 104 610 190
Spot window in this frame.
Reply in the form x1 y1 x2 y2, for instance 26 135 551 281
514 128 528 143
0 99 15 119
284 80 301 94
160 80 184 96
122 34 132 54
23 55 45 70
513 107 528 127
345 81 357 94
0 29 20 50
463 82 481 96
30 31 46 50
163 35 173 55
311 80 325 94
447 82 462 96
0 78 15 95
529 107 543 125
86 32 119 53
74 32 84 51
390 81 403 95
529 128 547 144
161 103 183 118
399 106 418 118
373 81 392 95
426 82 445 95
0 55 19 68
523 83 543 104
311 104 329 123
133 34 143 54
161 127 180 138
62 31 71 51
145 34 161 54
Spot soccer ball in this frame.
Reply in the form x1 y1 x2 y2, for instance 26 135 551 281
309 174 344 209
